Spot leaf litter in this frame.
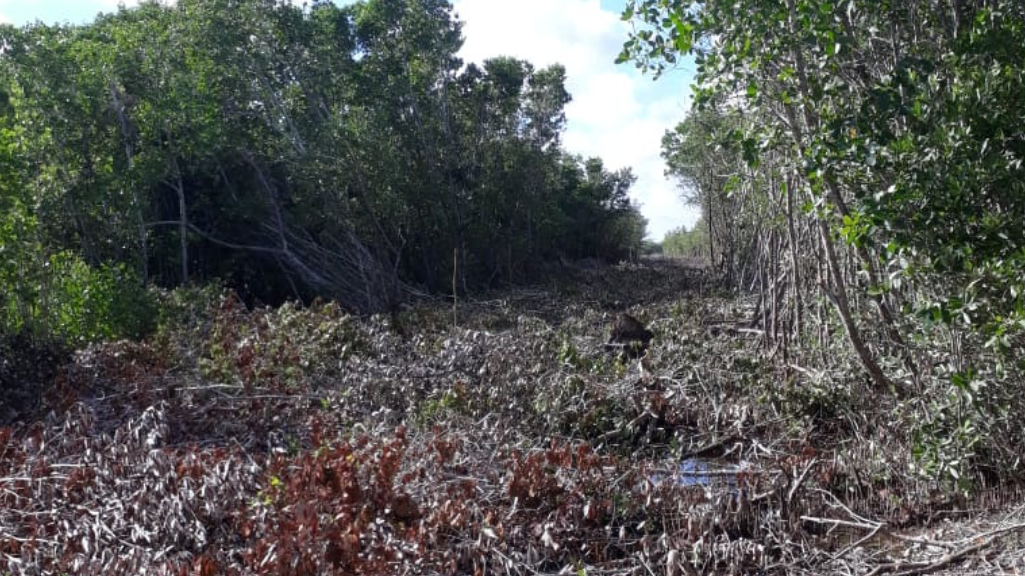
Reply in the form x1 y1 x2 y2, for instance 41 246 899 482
1 260 1023 575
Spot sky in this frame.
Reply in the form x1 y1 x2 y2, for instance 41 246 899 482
0 0 699 240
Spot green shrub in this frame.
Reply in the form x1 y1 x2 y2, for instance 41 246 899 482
0 209 155 344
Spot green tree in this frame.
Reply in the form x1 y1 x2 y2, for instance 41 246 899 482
0 0 647 323
621 0 1025 483
662 221 708 259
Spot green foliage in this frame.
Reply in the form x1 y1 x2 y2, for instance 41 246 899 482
0 100 154 344
45 254 156 343
621 0 1025 486
641 240 662 256
660 105 766 280
416 388 466 424
761 373 854 430
661 221 707 259
0 206 156 344
153 282 225 336
557 337 622 376
626 0 1025 341
911 371 988 493
557 337 584 370
0 0 646 319
197 295 366 388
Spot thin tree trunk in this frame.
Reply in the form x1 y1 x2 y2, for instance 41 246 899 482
783 0 903 390
706 166 716 269
109 80 148 283
817 221 893 392
784 174 803 342
167 156 189 285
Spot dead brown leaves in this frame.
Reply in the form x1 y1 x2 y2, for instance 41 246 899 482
1 262 1022 575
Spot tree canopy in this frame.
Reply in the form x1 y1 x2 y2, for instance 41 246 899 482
623 0 1025 485
0 0 647 340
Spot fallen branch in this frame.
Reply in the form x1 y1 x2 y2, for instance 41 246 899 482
800 515 880 532
864 522 1025 576
787 457 818 505
865 535 995 576
832 522 884 560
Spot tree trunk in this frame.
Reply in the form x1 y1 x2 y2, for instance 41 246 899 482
817 221 894 393
109 80 148 283
168 156 189 285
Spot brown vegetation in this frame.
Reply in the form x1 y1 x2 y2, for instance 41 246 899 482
1 261 1023 575
607 313 655 359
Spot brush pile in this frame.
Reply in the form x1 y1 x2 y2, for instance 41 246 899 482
2 261 1023 575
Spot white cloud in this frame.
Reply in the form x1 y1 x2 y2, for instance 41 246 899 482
0 12 10 24
452 0 698 239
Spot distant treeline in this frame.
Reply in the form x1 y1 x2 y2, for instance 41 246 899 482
0 0 646 340
660 220 708 260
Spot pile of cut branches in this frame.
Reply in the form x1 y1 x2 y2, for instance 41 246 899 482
1 261 1023 575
